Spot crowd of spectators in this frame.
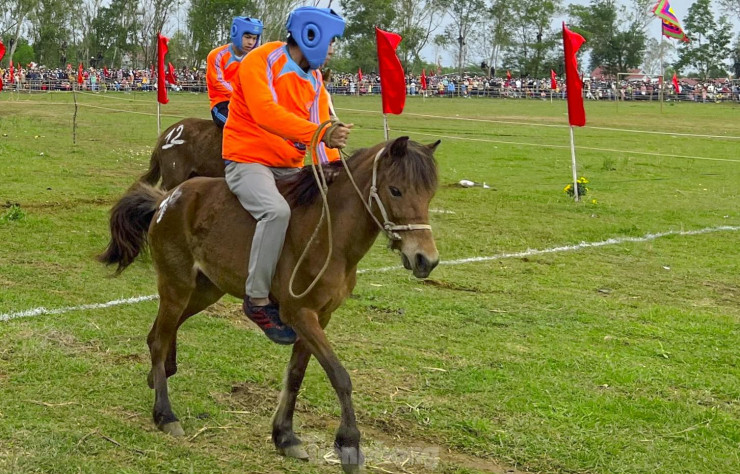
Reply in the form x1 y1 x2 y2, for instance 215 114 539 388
1 64 738 103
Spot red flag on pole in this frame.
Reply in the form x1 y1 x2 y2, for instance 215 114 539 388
506 70 512 80
358 67 363 81
103 66 109 78
672 72 681 94
562 23 586 127
165 62 177 84
420 69 427 90
0 40 5 62
157 33 169 104
375 27 406 115
9 60 15 84
550 70 557 90
78 63 83 85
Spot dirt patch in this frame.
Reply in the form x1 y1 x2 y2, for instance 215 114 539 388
217 381 523 473
421 279 482 293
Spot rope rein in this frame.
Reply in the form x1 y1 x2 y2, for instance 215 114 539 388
288 127 433 299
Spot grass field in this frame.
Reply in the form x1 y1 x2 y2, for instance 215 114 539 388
0 91 739 473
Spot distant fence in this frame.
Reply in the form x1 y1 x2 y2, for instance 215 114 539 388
3 77 739 103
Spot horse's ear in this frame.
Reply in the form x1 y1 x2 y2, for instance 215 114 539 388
426 140 441 152
389 136 410 158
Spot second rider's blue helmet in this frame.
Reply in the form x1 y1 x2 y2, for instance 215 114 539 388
231 17 263 52
285 7 345 70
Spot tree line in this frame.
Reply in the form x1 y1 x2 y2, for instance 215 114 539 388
1 0 738 80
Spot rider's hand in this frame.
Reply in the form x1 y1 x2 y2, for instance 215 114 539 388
322 122 354 149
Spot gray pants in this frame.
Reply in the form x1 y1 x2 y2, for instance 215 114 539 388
224 162 299 299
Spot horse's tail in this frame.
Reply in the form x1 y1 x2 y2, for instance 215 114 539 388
140 147 162 186
98 182 164 274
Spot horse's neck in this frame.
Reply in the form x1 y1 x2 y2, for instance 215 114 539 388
325 158 382 266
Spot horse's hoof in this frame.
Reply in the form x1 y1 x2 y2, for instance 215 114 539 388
337 446 364 473
279 444 309 461
159 421 185 437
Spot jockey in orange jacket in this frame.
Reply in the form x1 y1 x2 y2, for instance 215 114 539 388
206 16 263 128
222 7 352 344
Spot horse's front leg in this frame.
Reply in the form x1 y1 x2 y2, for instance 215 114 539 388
272 339 312 460
291 308 363 473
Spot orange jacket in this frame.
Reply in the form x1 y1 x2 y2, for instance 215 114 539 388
206 44 244 109
222 41 339 167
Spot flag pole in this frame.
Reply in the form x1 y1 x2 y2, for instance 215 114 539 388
569 126 579 202
157 102 161 136
659 32 664 114
383 114 389 141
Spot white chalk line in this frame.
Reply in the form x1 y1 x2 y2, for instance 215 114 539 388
336 107 740 140
2 225 738 323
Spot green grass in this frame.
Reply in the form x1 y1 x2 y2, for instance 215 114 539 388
1 91 739 473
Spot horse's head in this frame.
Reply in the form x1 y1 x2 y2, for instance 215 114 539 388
374 137 441 278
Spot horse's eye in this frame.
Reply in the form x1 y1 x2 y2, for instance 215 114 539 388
389 186 402 197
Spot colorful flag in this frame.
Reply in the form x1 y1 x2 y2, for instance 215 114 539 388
672 72 681 94
550 70 557 90
78 63 83 85
157 33 169 104
562 23 586 127
662 20 689 42
375 27 406 115
420 69 427 90
358 67 363 81
9 60 14 84
165 62 177 84
652 0 689 42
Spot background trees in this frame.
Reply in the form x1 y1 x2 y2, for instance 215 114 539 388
0 0 737 79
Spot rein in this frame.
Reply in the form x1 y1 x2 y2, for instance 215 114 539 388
288 125 432 298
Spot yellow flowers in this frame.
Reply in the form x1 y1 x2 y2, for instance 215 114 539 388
564 177 589 198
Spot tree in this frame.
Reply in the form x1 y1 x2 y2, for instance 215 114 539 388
718 0 740 18
339 0 396 72
674 0 732 79
474 0 513 77
641 37 675 75
568 0 646 77
27 0 76 67
443 0 485 79
0 0 36 66
504 0 562 78
733 34 740 78
392 0 444 72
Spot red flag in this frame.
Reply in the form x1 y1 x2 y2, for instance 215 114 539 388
358 67 363 81
506 70 512 80
420 68 427 90
0 40 5 62
375 27 406 115
157 33 169 104
166 62 177 84
78 63 83 85
672 72 681 94
103 66 109 78
550 70 557 90
562 23 586 127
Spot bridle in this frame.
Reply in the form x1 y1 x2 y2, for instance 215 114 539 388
289 121 432 298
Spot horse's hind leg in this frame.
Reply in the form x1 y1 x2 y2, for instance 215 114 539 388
273 340 312 460
147 272 224 436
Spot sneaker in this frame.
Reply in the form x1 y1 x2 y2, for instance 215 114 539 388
243 298 297 345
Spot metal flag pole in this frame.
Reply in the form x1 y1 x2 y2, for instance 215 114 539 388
569 126 579 202
383 114 389 141
157 102 161 136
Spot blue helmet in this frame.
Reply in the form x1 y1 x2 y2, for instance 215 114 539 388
285 7 345 70
231 17 263 52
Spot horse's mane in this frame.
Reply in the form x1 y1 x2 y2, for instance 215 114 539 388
278 139 438 209
277 148 368 208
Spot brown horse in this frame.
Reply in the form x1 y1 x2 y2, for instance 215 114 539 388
99 136 440 472
140 118 224 189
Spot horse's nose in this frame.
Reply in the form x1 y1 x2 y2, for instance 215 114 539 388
413 253 439 278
